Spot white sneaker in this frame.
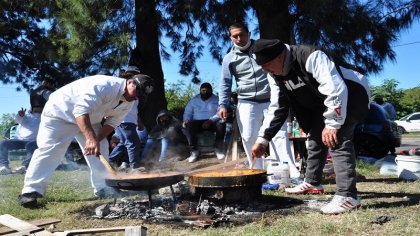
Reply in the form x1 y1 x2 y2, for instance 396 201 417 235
118 162 129 171
15 166 27 174
320 195 361 214
0 166 12 175
285 182 324 194
215 150 225 160
188 151 199 163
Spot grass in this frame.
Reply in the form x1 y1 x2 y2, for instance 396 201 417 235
1 159 419 235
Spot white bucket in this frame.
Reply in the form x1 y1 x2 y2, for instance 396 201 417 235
395 155 420 180
267 161 290 187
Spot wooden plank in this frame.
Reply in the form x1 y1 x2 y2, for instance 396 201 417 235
224 118 240 162
231 119 240 161
0 214 42 233
0 218 61 235
125 226 147 236
60 226 133 235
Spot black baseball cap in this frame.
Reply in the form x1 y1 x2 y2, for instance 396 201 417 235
250 39 286 65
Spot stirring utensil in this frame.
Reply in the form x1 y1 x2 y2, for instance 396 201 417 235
250 158 256 169
98 154 117 177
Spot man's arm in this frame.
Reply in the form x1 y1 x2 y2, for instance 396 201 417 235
305 50 348 148
218 53 234 119
75 114 100 156
251 74 290 158
305 50 348 130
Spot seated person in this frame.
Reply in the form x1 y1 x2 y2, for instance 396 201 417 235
182 83 226 163
0 107 41 175
141 110 187 162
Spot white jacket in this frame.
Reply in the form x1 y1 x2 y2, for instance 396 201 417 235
14 112 41 141
42 75 134 128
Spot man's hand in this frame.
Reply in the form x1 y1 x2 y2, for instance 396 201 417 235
76 114 100 156
202 120 213 129
18 108 26 117
322 127 338 148
84 137 100 156
182 120 189 128
218 107 228 122
251 142 266 160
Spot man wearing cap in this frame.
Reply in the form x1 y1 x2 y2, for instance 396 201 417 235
250 39 370 214
18 73 153 208
218 23 299 178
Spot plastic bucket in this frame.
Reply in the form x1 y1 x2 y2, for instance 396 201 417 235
395 155 420 180
267 161 290 186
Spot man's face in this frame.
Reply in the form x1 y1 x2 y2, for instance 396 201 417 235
200 87 212 100
229 27 249 47
261 52 286 75
123 80 138 102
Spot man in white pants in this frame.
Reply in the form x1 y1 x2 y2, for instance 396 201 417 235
218 22 300 180
18 74 154 208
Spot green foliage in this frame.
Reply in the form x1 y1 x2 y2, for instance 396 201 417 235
400 87 420 115
165 80 196 119
0 113 16 139
1 0 419 93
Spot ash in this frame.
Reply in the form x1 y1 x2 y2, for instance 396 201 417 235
92 195 301 228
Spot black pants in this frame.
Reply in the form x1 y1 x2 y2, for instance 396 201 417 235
183 120 226 152
305 107 369 198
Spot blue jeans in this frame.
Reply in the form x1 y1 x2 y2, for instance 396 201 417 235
0 139 33 168
109 123 142 168
23 141 37 168
141 137 169 161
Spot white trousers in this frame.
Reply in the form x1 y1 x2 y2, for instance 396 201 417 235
236 100 299 177
22 116 110 195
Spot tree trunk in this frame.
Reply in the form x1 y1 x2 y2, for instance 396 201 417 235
250 0 294 43
134 0 167 130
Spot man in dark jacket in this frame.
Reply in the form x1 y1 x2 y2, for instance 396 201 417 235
250 39 370 214
30 78 55 113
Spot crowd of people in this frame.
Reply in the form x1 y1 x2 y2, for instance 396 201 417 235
0 21 390 215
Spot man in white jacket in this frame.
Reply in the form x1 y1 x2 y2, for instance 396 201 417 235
18 74 154 208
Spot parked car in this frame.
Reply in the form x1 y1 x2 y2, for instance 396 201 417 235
354 103 401 158
395 112 420 134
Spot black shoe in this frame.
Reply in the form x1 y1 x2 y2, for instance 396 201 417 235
18 192 43 208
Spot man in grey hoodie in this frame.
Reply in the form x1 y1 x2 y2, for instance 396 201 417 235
218 23 299 179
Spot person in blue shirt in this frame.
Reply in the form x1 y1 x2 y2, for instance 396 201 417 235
182 83 226 163
374 95 396 120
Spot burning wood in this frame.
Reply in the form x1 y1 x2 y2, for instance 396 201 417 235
91 195 295 228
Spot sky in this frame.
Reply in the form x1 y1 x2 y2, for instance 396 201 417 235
0 20 419 116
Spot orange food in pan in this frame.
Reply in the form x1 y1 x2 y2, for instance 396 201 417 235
112 171 183 180
191 169 265 178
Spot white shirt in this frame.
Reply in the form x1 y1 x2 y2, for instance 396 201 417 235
42 75 134 128
183 94 220 122
14 112 41 141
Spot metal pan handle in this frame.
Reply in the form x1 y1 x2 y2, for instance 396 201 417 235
117 181 136 188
